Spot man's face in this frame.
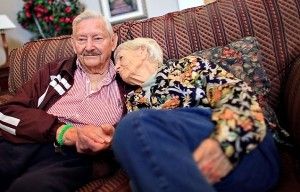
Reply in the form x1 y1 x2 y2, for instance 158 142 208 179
71 18 117 72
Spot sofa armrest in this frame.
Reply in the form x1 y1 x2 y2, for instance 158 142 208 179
0 93 13 137
0 93 14 105
284 56 300 147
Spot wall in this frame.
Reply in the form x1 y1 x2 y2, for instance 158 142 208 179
0 0 204 66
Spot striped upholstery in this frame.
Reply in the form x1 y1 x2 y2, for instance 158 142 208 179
5 0 300 191
8 35 74 93
77 169 130 192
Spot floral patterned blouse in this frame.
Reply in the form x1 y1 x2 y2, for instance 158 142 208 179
126 55 266 165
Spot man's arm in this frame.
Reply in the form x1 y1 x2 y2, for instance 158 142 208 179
0 63 63 143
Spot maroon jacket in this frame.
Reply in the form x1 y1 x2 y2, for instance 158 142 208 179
0 56 127 143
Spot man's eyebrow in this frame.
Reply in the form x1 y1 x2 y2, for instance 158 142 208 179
75 34 87 37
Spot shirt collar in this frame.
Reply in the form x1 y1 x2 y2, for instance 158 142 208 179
76 59 117 94
76 59 116 81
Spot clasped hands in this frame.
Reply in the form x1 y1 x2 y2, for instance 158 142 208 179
59 124 115 154
60 125 233 183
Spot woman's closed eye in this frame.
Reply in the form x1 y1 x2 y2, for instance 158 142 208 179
118 55 123 61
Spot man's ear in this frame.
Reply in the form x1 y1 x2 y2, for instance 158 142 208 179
111 33 118 51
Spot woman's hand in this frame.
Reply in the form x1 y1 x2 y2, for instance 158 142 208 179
193 138 233 184
75 124 115 154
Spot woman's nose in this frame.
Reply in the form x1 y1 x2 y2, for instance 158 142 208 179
115 63 120 71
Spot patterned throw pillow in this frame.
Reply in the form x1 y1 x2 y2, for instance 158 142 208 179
191 36 270 99
166 36 290 145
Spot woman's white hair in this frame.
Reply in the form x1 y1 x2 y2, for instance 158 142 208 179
114 38 163 66
72 10 113 35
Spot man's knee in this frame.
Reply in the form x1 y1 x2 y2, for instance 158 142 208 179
7 173 55 192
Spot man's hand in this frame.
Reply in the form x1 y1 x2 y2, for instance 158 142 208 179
193 138 233 184
56 125 78 146
76 124 115 154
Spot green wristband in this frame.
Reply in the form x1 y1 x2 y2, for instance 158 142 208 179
57 124 73 146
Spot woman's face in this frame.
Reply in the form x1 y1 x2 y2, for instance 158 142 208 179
115 48 152 85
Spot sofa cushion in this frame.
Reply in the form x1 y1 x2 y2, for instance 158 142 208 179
284 56 300 147
115 0 300 111
8 36 74 93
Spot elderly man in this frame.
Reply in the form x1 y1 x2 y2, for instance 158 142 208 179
0 10 125 191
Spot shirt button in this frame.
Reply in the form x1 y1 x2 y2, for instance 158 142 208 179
75 114 80 118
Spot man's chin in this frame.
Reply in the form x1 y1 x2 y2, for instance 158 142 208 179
83 55 100 61
84 55 99 58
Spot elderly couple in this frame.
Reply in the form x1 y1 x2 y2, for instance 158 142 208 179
0 10 279 192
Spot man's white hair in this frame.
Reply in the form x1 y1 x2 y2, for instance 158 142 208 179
72 10 113 35
114 38 163 66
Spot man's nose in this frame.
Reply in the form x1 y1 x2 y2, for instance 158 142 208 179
85 39 94 50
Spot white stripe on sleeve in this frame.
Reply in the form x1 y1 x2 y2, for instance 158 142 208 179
0 112 20 126
0 123 16 135
53 84 65 95
61 78 71 90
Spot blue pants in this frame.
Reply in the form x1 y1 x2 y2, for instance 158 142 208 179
112 107 280 192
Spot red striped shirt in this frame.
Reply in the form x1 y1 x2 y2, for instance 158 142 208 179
47 60 123 126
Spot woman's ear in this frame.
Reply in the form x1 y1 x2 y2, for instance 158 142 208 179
139 45 148 60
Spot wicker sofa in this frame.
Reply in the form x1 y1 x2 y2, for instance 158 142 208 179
1 0 300 191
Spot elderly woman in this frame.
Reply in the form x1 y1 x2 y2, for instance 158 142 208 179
112 38 279 192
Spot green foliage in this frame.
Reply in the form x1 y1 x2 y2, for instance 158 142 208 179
17 0 84 39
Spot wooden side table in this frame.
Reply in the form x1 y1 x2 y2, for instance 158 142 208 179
0 65 9 94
